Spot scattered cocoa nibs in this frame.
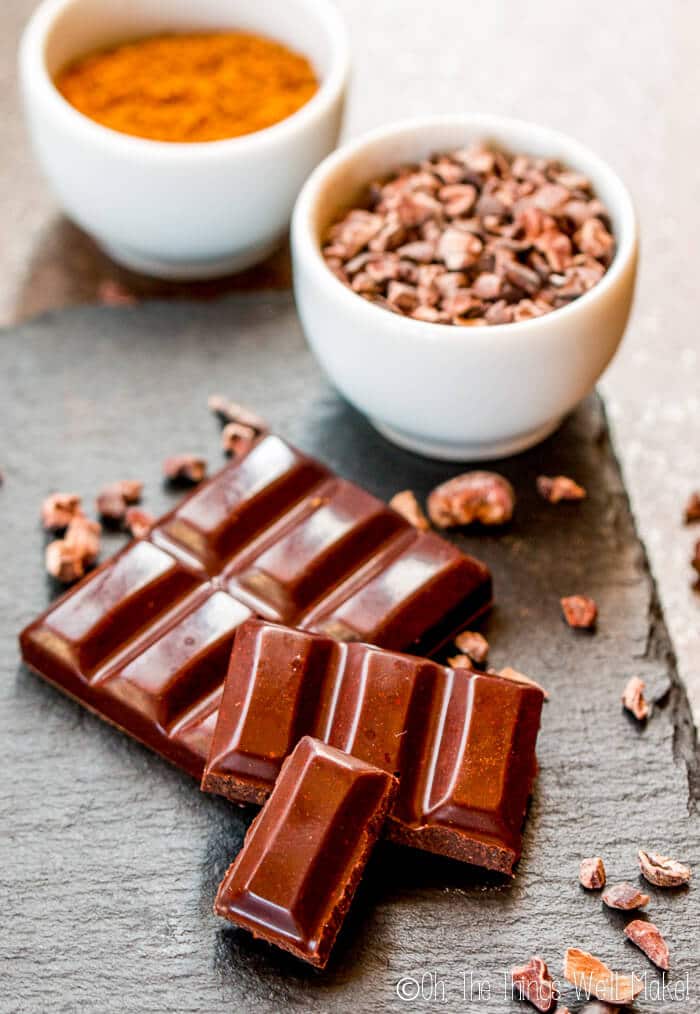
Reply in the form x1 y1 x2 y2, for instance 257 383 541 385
560 594 597 630
579 856 606 890
427 471 514 528
498 666 549 700
683 491 700 524
511 956 557 1012
207 394 267 433
624 919 670 971
97 279 138 306
563 948 643 1005
638 849 691 888
221 421 257 458
95 479 143 524
621 676 650 721
389 489 430 531
453 630 489 665
601 881 649 911
40 492 82 532
163 455 207 484
323 143 615 327
125 507 155 539
45 539 85 584
537 475 586 503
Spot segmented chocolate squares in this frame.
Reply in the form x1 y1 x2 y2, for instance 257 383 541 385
203 619 544 874
20 433 492 778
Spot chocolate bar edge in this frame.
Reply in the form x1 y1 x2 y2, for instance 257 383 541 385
213 739 398 968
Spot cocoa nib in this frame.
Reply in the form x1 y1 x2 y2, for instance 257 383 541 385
96 481 142 525
427 471 514 527
579 856 606 890
163 455 207 484
45 515 101 584
537 475 586 503
45 540 85 584
621 676 650 721
323 143 614 327
563 948 643 1005
125 507 155 539
41 492 82 532
683 491 700 524
601 882 649 910
221 422 256 458
207 394 267 433
511 956 557 1012
693 539 700 576
624 919 670 970
638 849 691 888
389 490 430 531
448 654 477 670
560 594 597 630
453 630 489 665
498 666 549 700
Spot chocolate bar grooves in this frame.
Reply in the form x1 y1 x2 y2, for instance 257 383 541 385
20 433 492 780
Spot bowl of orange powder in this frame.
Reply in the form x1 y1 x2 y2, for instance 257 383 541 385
19 0 349 279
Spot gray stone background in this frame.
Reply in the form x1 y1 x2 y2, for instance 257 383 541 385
1 0 699 727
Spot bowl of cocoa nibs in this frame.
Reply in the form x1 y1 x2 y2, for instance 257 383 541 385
291 115 638 460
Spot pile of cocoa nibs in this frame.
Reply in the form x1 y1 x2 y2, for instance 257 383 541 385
323 143 615 326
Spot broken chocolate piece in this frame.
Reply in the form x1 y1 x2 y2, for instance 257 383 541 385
389 490 430 531
202 619 544 874
579 856 606 890
537 475 586 503
601 882 649 910
621 676 650 721
213 736 397 968
638 849 691 888
428 471 515 527
624 919 670 970
511 956 557 1012
561 595 597 630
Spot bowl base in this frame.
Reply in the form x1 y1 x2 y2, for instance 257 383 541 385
99 236 283 280
370 416 564 462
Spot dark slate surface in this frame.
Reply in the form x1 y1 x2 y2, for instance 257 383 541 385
1 292 698 1014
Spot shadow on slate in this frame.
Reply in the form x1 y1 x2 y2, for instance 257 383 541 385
1 291 698 1014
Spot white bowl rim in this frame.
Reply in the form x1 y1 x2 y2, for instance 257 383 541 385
292 112 639 342
19 0 350 160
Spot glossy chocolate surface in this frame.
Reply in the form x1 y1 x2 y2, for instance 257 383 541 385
19 434 492 778
213 736 397 968
203 620 544 873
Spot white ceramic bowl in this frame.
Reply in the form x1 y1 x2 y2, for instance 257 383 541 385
292 115 638 460
20 0 349 279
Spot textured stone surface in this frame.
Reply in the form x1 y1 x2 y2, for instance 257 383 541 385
0 294 698 1012
2 0 700 729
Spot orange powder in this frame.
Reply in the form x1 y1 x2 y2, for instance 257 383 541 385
55 31 319 143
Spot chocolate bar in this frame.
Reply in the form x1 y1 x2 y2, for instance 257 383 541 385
20 434 492 778
203 620 544 874
214 736 397 968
